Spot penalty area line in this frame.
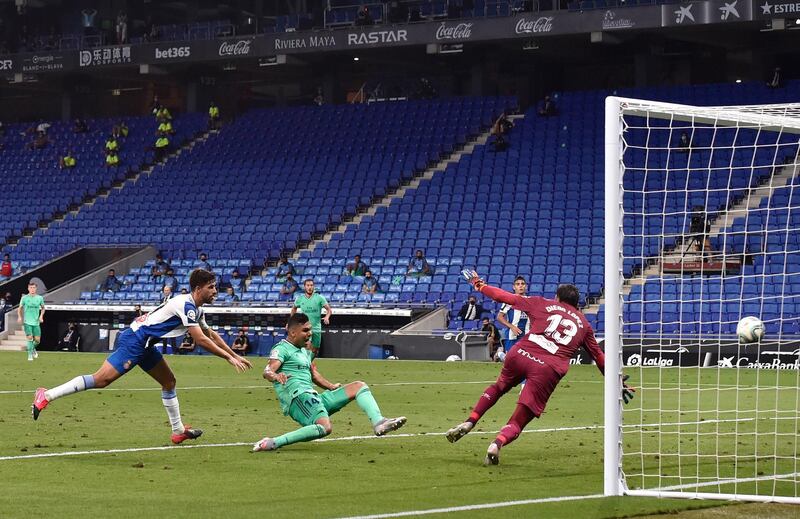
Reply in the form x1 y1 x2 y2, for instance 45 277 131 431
328 493 606 519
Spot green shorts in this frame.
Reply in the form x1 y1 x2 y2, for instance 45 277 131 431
287 387 350 427
310 330 322 350
23 324 41 338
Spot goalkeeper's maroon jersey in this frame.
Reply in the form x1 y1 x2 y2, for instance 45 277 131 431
480 287 605 377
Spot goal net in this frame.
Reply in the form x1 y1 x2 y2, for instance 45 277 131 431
604 97 800 503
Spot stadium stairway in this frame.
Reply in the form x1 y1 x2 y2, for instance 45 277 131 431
582 149 800 325
3 126 218 265
0 329 29 352
288 120 512 261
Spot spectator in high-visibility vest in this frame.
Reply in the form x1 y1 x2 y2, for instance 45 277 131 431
155 131 170 162
157 117 174 135
208 101 220 130
105 135 119 153
154 105 171 121
59 150 76 169
105 149 120 167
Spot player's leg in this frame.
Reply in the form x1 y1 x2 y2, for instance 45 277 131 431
144 353 201 444
334 381 407 436
484 362 560 465
23 324 34 361
446 349 523 443
31 325 41 359
253 393 331 452
32 360 123 420
309 330 322 358
485 403 536 466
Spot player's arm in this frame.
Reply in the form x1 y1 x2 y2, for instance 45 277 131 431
186 326 249 372
38 301 45 323
289 303 298 317
263 358 289 384
322 303 332 325
16 297 22 323
311 362 340 390
582 328 605 375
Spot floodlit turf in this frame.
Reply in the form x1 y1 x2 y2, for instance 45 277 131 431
0 351 795 518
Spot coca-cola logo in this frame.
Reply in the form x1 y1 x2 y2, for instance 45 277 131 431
515 17 554 34
435 22 473 40
218 40 252 57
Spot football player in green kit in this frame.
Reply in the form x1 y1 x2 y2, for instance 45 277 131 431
18 282 45 361
253 313 406 452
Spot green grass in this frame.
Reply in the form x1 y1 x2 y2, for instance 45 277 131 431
0 351 796 518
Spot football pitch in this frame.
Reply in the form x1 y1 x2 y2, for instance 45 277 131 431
0 351 795 518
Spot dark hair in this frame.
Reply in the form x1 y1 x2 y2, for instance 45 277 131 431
556 284 580 308
303 278 314 285
189 268 216 290
287 313 310 328
514 276 527 283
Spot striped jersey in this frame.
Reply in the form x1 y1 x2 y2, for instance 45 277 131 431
500 302 531 340
129 294 208 344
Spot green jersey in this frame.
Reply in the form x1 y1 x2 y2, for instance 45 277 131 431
293 292 328 331
20 294 44 326
269 339 315 414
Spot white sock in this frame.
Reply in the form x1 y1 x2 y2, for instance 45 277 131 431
161 390 184 434
45 375 94 402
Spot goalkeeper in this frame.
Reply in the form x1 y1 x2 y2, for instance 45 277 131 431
445 271 635 465
253 313 406 452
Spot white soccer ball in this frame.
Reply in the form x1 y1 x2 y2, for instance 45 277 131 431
387 355 399 360
495 350 506 362
737 316 765 344
445 354 461 362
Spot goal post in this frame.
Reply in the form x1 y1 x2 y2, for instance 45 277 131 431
604 95 800 503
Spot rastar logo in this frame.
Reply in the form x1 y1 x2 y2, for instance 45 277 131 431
515 17 554 34
435 22 473 40
347 30 408 45
155 46 190 59
218 40 252 56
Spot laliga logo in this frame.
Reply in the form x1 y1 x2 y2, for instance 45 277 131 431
627 353 642 366
219 40 252 57
515 17 554 34
436 22 473 40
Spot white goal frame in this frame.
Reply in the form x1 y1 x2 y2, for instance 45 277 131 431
603 95 800 504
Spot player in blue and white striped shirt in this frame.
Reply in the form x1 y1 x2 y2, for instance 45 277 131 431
497 276 531 353
32 269 252 444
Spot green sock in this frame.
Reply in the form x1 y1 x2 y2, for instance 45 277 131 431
26 341 34 355
355 386 384 426
274 424 327 448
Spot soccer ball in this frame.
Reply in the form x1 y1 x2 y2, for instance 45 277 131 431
445 354 461 362
495 350 506 362
737 316 765 344
386 355 399 360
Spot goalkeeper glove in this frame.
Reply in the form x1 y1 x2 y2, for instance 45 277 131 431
622 374 636 404
460 269 486 290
